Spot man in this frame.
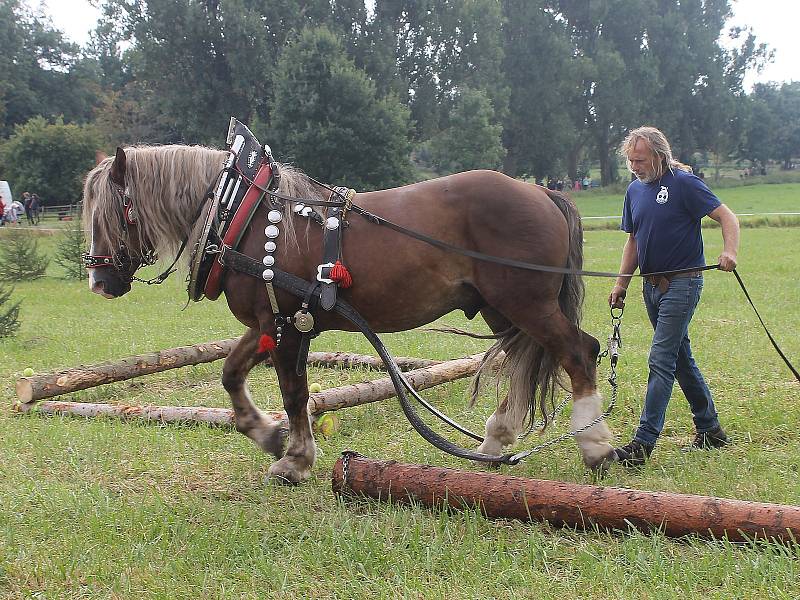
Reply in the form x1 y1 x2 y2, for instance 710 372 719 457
609 126 740 466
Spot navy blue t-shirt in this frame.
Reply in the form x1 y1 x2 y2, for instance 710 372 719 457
621 169 720 274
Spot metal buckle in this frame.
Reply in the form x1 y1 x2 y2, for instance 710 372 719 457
316 263 334 284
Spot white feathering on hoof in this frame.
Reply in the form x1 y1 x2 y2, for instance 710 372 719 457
571 391 614 467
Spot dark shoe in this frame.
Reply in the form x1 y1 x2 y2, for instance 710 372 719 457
614 439 654 467
685 425 729 451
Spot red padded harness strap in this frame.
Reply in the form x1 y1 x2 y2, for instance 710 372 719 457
204 161 273 300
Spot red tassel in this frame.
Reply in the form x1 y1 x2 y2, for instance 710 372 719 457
330 260 352 288
257 334 276 353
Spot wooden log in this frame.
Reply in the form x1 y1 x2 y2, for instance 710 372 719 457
15 400 243 425
303 352 439 372
15 338 241 404
16 354 487 426
307 353 485 414
15 339 440 404
332 454 800 543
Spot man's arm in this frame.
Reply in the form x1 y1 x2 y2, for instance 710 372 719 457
707 204 739 271
609 233 638 308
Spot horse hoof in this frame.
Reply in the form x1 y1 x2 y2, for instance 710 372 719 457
252 422 288 459
586 447 618 477
267 457 311 485
265 472 299 486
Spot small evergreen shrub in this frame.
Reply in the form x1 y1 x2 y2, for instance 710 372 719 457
0 233 49 281
55 219 88 280
0 283 21 337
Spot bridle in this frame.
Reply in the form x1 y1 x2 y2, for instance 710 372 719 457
82 181 158 281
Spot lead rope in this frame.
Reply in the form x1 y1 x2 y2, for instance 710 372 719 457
506 307 623 463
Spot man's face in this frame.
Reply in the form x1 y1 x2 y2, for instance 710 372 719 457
627 139 659 183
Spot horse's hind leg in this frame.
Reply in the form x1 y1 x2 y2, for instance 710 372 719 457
222 328 287 458
475 307 526 458
481 304 615 470
266 331 316 484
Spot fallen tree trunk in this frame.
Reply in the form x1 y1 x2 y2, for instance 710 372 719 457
16 338 240 404
16 354 487 426
332 454 800 543
303 352 438 372
15 338 439 404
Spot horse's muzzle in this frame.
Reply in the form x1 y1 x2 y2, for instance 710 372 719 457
90 275 131 298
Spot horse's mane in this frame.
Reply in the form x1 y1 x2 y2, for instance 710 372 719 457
82 144 324 264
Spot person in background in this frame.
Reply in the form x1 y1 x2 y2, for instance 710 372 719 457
10 199 23 225
22 192 33 225
29 193 40 225
0 194 5 226
608 126 740 466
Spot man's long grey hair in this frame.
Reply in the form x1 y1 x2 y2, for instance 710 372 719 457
620 126 692 180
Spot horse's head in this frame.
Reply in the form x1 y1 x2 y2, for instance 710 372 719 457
83 147 156 298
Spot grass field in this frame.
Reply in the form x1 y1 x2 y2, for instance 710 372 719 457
573 182 800 220
1 190 799 597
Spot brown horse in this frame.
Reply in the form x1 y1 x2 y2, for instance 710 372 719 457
83 145 615 483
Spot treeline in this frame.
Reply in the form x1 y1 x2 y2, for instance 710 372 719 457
1 0 799 200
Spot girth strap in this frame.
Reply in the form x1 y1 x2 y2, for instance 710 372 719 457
218 246 507 463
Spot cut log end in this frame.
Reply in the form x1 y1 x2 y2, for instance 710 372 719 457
15 379 33 404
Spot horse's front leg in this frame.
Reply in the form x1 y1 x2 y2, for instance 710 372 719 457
222 328 287 458
266 332 315 484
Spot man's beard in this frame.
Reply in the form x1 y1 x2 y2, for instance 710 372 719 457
636 170 660 183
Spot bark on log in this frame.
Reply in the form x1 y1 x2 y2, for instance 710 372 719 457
332 454 800 543
303 352 438 372
15 338 241 404
16 354 488 426
15 339 439 404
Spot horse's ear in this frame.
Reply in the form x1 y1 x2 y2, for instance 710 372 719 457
95 150 108 165
109 147 127 186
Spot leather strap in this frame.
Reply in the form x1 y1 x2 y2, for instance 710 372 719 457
204 162 273 300
218 246 498 462
320 204 343 310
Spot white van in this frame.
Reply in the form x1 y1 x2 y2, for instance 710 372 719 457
0 180 11 205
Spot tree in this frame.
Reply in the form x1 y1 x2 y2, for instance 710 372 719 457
0 0 99 136
0 282 20 337
429 88 506 173
0 117 101 205
740 84 780 170
556 0 657 186
362 1 506 141
500 1 580 179
0 233 49 281
643 2 769 164
270 26 413 191
772 82 800 170
96 0 345 144
55 219 88 280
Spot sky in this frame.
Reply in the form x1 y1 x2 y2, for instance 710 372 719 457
34 0 800 89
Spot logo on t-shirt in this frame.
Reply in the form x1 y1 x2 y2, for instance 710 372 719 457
656 186 669 204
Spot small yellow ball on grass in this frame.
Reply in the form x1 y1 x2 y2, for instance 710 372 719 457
308 382 323 394
22 368 34 377
313 413 341 437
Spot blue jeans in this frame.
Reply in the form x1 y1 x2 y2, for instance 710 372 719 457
634 276 720 446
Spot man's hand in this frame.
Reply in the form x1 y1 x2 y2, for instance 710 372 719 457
609 285 627 308
718 251 737 272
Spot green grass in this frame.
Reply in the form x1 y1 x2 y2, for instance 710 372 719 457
1 196 799 597
573 182 800 218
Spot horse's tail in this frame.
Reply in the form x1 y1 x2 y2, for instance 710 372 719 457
470 189 584 433
545 189 585 327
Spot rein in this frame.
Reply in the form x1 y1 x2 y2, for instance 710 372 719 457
92 159 798 465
